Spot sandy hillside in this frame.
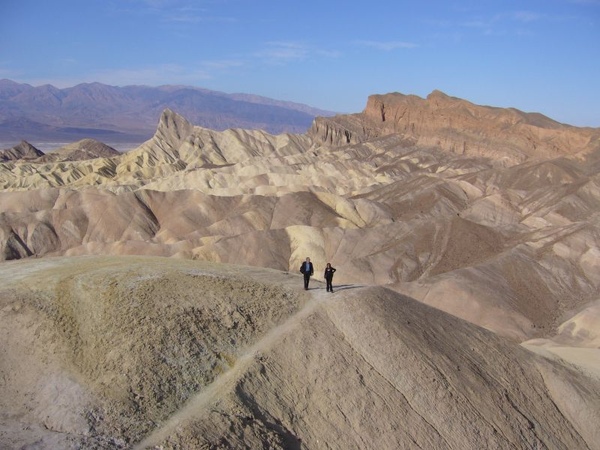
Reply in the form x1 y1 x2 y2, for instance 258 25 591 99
0 255 598 449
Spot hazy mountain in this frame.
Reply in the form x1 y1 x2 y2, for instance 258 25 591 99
1 90 599 449
0 79 336 143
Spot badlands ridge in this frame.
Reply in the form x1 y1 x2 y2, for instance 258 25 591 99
1 90 599 449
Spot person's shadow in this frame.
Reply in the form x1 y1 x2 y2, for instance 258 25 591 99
322 284 362 292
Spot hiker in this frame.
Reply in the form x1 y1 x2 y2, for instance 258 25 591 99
324 263 336 293
300 257 314 290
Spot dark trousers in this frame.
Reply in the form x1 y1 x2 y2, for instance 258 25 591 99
326 278 333 291
304 273 311 289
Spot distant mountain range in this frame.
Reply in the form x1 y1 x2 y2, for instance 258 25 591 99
0 79 336 144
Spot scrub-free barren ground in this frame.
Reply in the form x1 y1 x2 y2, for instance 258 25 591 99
1 255 598 449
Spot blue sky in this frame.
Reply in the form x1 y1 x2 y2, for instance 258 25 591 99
1 0 599 126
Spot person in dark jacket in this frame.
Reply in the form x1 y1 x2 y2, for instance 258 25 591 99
300 257 314 290
324 262 336 292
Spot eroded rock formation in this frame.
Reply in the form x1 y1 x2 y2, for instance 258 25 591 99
310 90 599 164
1 91 599 449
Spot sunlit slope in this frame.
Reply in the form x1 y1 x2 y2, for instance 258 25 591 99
1 256 598 449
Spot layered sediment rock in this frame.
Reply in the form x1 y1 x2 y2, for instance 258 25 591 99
310 90 600 164
0 140 44 161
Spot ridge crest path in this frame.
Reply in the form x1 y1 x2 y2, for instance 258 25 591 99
133 286 340 449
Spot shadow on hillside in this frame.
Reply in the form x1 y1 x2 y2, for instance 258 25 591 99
310 284 362 292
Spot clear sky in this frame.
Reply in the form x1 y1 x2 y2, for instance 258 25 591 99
1 0 599 127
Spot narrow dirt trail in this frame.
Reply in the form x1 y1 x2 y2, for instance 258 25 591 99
133 287 336 449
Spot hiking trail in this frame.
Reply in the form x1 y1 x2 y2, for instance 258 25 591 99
133 287 335 449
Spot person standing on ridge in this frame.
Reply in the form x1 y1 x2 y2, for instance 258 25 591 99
324 263 336 293
300 257 314 290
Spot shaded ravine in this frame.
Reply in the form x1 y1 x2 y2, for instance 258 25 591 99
133 286 338 449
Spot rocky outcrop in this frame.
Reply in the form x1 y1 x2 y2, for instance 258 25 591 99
308 114 367 146
35 138 120 163
152 108 195 148
0 109 314 192
309 90 600 164
0 140 43 161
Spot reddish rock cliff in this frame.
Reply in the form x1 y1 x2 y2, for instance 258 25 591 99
309 90 599 164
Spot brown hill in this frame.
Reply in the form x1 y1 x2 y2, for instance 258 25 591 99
34 138 120 163
0 140 44 161
0 256 598 449
310 90 600 164
1 91 599 449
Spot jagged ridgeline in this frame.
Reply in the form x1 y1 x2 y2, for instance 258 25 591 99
1 91 599 449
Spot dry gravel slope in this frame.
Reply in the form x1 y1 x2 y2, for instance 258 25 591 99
0 256 598 449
